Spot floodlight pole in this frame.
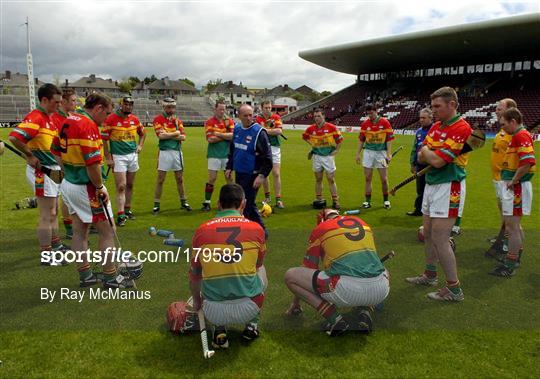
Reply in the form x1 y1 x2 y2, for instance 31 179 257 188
25 17 36 110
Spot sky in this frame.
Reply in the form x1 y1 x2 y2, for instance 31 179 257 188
1 1 538 92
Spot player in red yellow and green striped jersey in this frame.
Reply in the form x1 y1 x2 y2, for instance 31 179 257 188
302 108 343 209
8 83 70 261
356 104 394 209
51 93 132 289
406 87 472 302
102 96 146 225
490 107 536 277
190 184 267 348
284 209 389 336
152 98 191 213
256 101 285 208
201 100 234 211
51 88 78 240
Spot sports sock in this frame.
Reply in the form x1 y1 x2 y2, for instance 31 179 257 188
153 201 160 208
204 183 214 202
365 193 371 203
424 263 437 278
125 205 131 213
51 236 62 249
504 251 520 269
63 218 72 233
276 195 282 201
383 193 389 202
78 263 93 280
332 194 339 201
181 198 188 206
264 192 270 199
454 216 462 227
103 267 117 282
316 193 322 200
317 301 339 323
117 210 125 218
446 280 461 295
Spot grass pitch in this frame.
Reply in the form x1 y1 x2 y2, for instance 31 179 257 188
1 127 539 378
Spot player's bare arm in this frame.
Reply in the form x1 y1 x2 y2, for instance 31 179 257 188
103 140 114 168
8 135 40 168
418 146 446 168
355 141 364 164
189 279 202 311
386 140 393 162
507 163 532 189
87 162 108 203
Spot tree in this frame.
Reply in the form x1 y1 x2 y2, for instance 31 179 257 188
290 93 305 101
320 90 332 98
118 77 134 94
143 75 157 85
204 78 222 93
179 78 195 88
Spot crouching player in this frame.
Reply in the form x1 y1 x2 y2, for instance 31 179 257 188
284 209 389 336
189 184 268 349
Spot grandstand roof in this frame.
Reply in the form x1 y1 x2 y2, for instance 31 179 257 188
299 13 540 75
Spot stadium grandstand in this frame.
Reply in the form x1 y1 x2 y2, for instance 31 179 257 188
0 72 214 126
283 13 540 137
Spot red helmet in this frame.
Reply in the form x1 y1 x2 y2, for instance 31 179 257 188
316 208 340 224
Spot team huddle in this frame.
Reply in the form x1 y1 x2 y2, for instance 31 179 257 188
6 83 536 349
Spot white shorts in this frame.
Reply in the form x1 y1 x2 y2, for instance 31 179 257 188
26 164 60 198
207 157 228 171
492 180 504 200
271 146 281 165
363 149 387 169
158 150 183 172
422 180 466 218
203 297 261 326
318 271 390 308
60 180 113 224
501 181 533 216
312 154 336 173
113 153 139 173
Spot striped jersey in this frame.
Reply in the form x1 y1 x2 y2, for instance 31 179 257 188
256 113 283 147
9 106 58 167
302 122 343 156
205 116 235 159
359 116 394 151
303 216 384 278
501 126 536 182
422 115 472 185
101 111 144 155
189 210 266 302
51 109 103 185
153 113 185 151
491 129 513 181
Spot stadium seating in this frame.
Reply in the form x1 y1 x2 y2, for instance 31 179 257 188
0 94 214 124
285 73 540 131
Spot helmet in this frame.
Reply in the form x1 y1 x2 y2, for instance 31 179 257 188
260 202 272 217
316 208 340 224
162 97 177 106
118 256 143 280
120 96 134 105
312 199 327 209
166 301 199 334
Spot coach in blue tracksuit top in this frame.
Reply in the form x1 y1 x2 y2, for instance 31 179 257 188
407 108 433 216
226 104 272 235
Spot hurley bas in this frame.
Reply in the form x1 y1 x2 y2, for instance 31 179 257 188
41 287 151 303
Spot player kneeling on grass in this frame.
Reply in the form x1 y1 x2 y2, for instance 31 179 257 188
284 209 389 336
489 108 535 277
189 183 268 349
51 93 133 288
